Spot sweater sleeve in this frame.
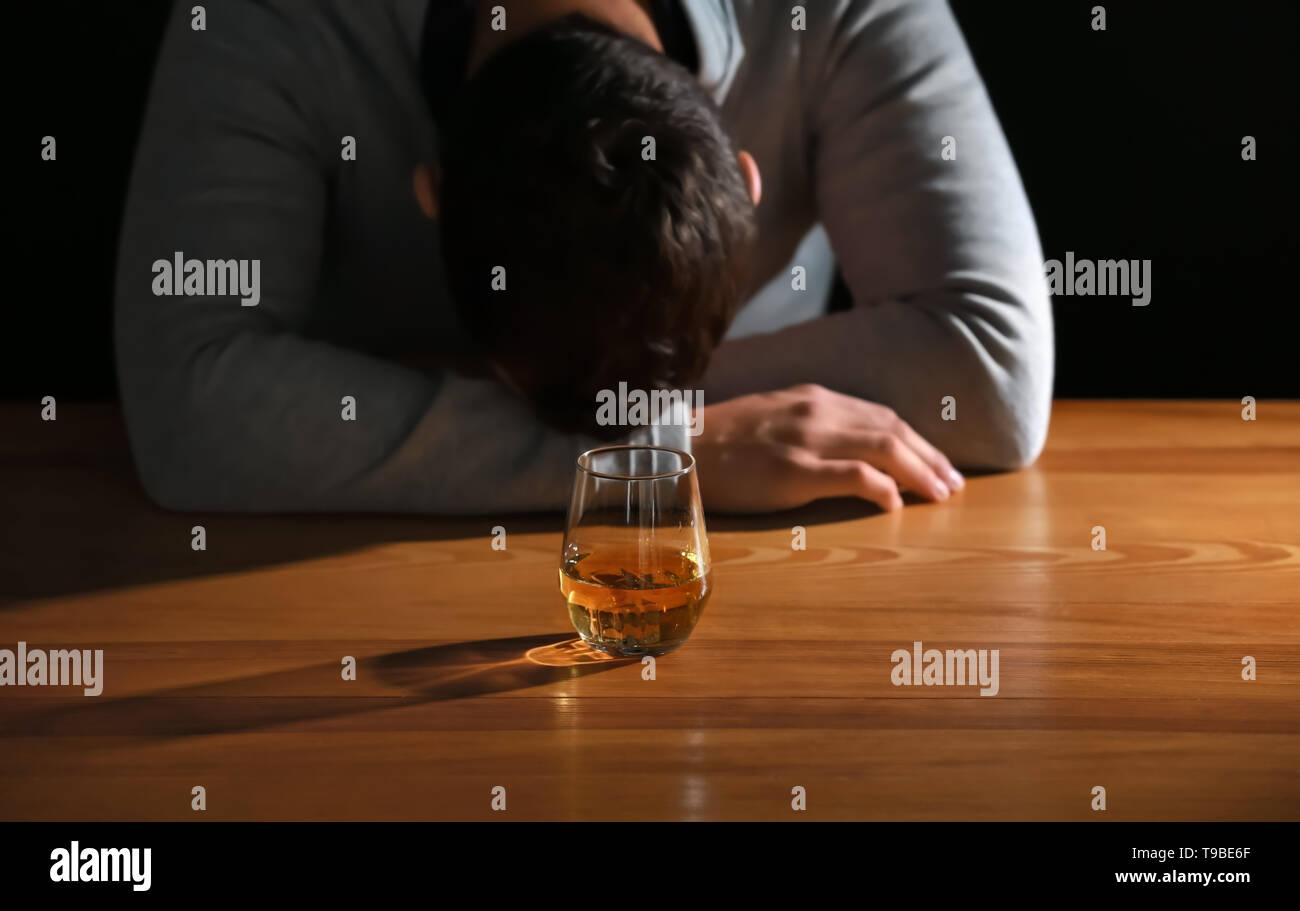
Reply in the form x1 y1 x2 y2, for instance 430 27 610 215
703 0 1053 469
114 0 668 514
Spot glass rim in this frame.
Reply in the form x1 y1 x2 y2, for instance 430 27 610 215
575 444 696 481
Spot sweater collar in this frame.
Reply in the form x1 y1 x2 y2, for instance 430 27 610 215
399 0 742 103
680 0 744 102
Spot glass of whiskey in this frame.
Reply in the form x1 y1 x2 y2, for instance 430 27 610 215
560 445 711 657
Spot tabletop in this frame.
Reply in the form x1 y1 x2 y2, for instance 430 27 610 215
1 400 1297 821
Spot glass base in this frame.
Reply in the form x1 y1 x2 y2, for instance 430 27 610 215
578 634 690 658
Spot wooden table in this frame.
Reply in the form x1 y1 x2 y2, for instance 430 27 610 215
1 401 1297 821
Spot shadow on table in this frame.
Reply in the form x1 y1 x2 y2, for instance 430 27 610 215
705 484 991 531
0 633 630 740
707 496 894 531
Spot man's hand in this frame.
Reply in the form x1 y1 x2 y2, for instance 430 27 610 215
692 384 964 513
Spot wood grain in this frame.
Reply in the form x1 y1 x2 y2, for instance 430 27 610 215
1 400 1297 820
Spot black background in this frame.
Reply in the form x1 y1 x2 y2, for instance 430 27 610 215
9 1 1297 400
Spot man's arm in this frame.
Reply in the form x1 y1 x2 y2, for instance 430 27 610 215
114 1 619 514
704 0 1053 470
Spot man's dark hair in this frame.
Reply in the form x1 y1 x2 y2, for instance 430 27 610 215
438 14 756 438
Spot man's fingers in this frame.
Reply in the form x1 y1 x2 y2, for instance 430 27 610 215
826 390 963 492
826 433 950 501
802 457 903 511
892 418 964 490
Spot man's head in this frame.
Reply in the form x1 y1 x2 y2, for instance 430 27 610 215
423 12 759 437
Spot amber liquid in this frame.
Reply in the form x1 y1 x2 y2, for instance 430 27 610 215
559 543 711 656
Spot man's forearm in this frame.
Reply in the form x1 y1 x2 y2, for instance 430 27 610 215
701 282 1053 470
117 324 600 514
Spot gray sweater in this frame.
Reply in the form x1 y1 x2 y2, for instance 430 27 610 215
115 0 1052 514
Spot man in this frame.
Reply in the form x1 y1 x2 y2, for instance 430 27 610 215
115 0 1052 515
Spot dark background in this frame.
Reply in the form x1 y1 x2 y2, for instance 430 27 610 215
9 0 1297 400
